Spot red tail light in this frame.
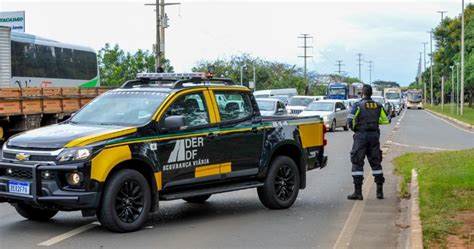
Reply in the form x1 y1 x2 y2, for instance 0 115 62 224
322 124 327 146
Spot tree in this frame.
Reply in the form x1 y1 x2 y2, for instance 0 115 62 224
97 43 173 86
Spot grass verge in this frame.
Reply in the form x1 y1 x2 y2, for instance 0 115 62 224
425 103 474 125
394 148 474 248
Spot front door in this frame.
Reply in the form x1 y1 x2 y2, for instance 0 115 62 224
156 90 221 189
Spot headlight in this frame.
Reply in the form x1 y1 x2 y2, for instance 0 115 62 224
56 147 92 162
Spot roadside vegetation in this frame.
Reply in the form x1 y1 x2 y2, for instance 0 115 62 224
426 103 474 125
394 149 474 248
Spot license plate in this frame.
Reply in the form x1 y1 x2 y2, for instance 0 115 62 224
8 181 30 195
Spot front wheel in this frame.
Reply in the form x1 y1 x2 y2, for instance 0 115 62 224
13 203 58 221
258 156 300 209
97 169 151 233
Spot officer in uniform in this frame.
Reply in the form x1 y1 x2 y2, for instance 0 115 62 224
346 84 390 200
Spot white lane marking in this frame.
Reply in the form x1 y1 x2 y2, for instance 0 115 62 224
37 222 99 246
389 141 450 151
332 175 374 249
424 110 474 134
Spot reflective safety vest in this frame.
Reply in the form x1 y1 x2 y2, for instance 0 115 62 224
351 99 390 131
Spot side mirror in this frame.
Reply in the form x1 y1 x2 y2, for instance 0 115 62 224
163 115 185 131
335 108 341 112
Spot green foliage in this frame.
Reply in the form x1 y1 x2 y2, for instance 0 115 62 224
394 149 474 248
192 54 309 94
372 80 400 88
97 43 173 86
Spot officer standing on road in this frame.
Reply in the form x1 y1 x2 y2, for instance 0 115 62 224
346 84 390 200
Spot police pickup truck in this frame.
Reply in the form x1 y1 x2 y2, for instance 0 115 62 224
0 73 328 232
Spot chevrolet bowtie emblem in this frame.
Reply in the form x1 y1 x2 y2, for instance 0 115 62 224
15 153 30 161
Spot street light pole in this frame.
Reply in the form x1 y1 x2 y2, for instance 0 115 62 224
450 66 454 114
240 65 246 86
428 30 434 106
461 0 465 115
422 42 428 103
456 62 460 115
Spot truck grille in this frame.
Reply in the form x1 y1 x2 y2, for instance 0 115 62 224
290 110 303 115
3 152 56 162
0 168 33 180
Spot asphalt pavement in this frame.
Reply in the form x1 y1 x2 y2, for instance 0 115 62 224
0 109 472 249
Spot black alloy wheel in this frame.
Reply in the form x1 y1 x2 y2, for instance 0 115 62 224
274 165 296 201
116 180 145 223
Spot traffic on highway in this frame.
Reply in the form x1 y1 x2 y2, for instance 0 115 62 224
0 1 473 249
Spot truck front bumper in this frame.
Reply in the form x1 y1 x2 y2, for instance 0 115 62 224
0 162 100 210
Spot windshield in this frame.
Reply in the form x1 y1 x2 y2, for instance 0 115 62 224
71 91 168 126
407 92 423 102
288 97 313 106
371 97 385 105
329 88 346 95
385 92 400 99
272 95 289 103
257 100 275 111
306 102 334 112
254 94 269 99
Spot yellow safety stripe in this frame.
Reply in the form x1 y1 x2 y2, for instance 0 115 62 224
195 162 232 178
203 90 218 123
207 89 221 123
154 171 162 191
64 127 137 148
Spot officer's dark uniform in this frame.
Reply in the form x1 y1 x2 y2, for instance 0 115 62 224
346 94 390 200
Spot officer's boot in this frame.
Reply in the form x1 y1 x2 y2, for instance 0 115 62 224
376 183 384 199
374 175 385 200
347 184 363 200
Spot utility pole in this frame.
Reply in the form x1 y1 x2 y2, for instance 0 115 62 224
356 53 363 81
145 0 180 72
298 34 313 95
422 42 428 103
461 0 465 115
418 53 422 89
368 61 373 85
437 10 447 22
335 60 344 75
428 30 434 106
441 76 444 110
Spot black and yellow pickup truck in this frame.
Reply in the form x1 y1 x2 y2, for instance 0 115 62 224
0 73 327 232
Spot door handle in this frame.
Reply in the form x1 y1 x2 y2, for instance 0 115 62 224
207 132 217 139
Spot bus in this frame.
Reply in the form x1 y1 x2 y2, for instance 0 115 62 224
406 89 423 109
0 26 99 88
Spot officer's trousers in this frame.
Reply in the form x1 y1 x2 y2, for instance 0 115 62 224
350 131 385 185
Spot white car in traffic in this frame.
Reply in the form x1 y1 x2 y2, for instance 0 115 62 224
299 100 350 131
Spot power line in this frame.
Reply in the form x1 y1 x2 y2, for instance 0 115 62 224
298 34 313 94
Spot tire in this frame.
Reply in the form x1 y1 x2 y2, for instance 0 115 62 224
97 169 151 233
257 156 300 209
13 203 58 221
183 194 212 203
343 123 349 131
330 120 336 132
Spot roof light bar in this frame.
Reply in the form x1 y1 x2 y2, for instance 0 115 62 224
136 72 206 79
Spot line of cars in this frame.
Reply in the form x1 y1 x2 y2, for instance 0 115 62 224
255 88 401 132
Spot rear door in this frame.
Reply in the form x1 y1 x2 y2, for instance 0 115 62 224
209 89 265 178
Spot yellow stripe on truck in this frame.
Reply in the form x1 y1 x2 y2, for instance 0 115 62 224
64 127 137 148
298 123 324 148
90 145 132 182
154 171 162 191
195 162 232 178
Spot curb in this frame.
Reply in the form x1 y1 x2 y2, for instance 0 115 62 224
425 108 473 129
409 169 423 249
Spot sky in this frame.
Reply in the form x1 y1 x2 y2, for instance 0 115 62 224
0 0 467 86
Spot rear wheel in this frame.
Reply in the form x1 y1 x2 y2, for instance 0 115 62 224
13 203 58 221
183 194 212 203
343 123 349 131
257 156 300 209
97 169 151 233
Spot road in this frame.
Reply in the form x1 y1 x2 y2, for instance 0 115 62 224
0 109 472 249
